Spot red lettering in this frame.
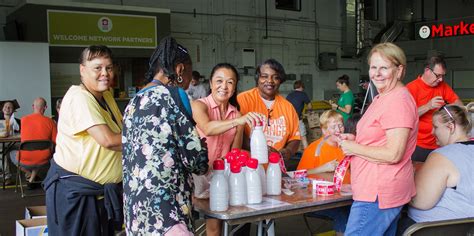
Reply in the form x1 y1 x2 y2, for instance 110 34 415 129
432 24 444 37
445 25 453 36
453 25 460 35
459 21 470 35
470 23 474 34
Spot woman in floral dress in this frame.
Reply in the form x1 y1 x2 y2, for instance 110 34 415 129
122 36 208 235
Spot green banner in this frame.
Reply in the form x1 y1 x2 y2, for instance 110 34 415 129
48 10 157 48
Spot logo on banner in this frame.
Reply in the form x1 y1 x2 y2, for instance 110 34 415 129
419 26 430 39
418 21 474 39
98 17 113 32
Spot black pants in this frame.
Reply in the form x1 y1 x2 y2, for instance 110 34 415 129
396 215 416 236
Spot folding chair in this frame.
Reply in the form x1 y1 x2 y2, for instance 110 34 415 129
403 217 474 236
15 140 53 198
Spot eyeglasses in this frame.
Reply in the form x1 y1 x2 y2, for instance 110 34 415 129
429 68 446 80
327 123 344 132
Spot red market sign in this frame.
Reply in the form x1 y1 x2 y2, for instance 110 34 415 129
418 21 474 39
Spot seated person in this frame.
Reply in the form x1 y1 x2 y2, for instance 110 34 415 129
402 105 474 232
1 99 21 134
1 99 21 185
297 110 350 182
10 97 57 186
297 110 351 236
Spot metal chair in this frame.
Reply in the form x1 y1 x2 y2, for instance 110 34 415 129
403 217 474 236
15 140 53 197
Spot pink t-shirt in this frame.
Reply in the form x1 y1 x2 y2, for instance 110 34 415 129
196 95 238 165
352 86 417 209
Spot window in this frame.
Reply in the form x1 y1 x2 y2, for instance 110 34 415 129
275 0 301 11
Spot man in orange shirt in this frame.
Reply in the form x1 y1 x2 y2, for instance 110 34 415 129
10 97 57 185
407 56 463 162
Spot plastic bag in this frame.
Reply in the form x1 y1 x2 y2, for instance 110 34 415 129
0 120 8 138
192 172 212 199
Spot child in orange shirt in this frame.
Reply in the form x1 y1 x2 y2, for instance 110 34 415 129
298 110 352 236
297 110 350 184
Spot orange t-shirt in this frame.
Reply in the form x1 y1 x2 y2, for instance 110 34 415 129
297 137 350 184
407 76 459 149
237 88 300 150
18 113 57 165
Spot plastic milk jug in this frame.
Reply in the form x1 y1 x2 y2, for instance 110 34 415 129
229 161 247 206
224 152 237 178
210 159 229 211
245 158 262 204
250 119 268 164
266 152 282 195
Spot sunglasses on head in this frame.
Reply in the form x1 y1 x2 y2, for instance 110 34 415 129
439 105 457 130
267 109 273 126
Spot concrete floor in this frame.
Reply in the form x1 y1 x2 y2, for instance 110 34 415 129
0 155 332 236
0 185 334 236
0 185 45 236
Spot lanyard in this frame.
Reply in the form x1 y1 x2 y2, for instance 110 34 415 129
81 84 118 126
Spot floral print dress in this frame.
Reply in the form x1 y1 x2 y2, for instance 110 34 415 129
122 84 208 235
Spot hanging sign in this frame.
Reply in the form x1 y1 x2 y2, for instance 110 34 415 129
47 10 157 48
416 17 474 40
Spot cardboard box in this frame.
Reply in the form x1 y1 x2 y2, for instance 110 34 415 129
306 111 320 128
25 206 46 219
307 127 322 142
16 218 48 236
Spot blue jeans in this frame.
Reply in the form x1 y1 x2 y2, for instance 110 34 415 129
345 199 402 236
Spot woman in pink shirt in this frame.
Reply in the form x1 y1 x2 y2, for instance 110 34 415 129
191 63 261 236
339 43 418 236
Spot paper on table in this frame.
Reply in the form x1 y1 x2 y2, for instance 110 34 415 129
246 197 291 210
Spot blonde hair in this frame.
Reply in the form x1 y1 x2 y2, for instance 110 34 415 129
368 42 407 80
433 105 472 135
320 110 343 129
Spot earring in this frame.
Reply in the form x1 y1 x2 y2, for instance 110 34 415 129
177 75 183 83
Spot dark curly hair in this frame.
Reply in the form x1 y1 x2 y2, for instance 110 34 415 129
255 58 286 84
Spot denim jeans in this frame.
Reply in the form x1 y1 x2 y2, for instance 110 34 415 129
345 199 402 236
